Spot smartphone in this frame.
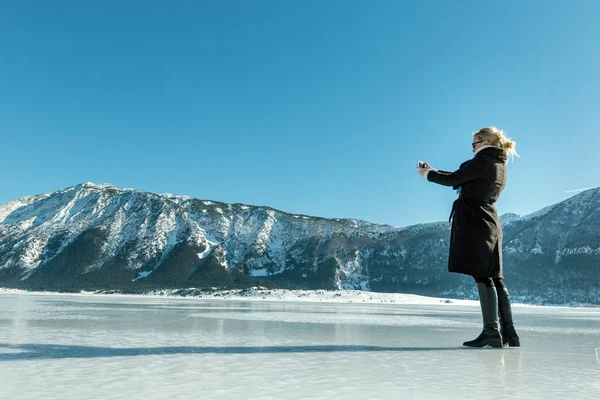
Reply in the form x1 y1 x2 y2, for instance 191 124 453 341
418 161 425 168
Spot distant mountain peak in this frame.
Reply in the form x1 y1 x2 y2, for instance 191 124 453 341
79 182 120 190
564 186 600 203
500 213 522 225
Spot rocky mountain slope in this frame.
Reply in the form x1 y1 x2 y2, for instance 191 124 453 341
1 183 598 305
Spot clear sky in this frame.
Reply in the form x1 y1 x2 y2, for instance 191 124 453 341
1 1 598 227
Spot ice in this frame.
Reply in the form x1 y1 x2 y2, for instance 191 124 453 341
0 292 599 399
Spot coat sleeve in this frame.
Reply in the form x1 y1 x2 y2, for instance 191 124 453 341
427 159 484 187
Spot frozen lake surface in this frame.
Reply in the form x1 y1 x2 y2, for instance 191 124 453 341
1 292 599 399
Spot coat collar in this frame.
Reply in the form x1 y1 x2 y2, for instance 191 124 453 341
473 145 508 162
473 145 495 157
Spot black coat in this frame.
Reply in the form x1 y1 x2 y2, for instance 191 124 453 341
427 146 508 278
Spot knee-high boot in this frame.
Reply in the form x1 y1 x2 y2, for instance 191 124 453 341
497 285 520 347
463 283 503 348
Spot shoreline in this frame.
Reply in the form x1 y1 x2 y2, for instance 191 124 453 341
1 287 596 308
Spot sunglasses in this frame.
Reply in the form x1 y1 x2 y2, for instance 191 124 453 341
472 140 485 149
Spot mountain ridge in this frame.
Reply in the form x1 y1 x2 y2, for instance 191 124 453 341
1 182 599 305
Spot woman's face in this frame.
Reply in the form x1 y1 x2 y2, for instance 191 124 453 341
472 136 487 152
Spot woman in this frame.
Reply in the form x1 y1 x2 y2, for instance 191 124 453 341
417 126 520 348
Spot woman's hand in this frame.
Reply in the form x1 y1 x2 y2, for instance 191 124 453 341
417 161 435 177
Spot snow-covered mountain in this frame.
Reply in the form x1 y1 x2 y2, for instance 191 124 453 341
1 183 599 305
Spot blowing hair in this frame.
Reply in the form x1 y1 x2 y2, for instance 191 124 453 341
474 126 519 160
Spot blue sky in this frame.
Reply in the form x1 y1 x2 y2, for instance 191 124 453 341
1 1 598 227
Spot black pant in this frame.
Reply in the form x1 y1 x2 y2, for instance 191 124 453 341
474 276 506 291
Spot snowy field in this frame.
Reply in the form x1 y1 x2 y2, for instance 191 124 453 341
0 291 599 399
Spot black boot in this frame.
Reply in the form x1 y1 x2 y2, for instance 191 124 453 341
463 283 503 348
497 285 520 347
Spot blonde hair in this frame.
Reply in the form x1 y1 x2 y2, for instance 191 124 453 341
474 126 519 160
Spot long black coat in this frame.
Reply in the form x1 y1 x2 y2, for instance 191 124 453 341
427 146 508 278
